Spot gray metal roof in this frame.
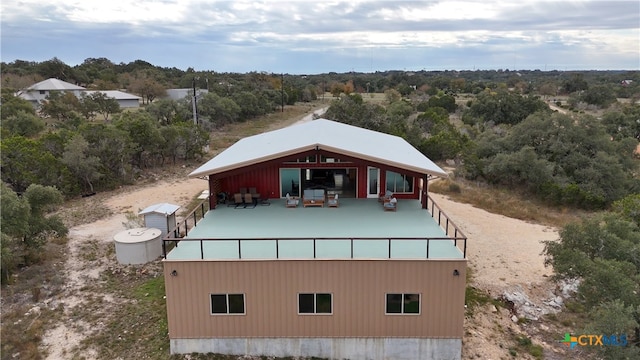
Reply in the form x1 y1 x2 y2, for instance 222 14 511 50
26 78 85 91
189 118 447 178
84 90 141 100
139 203 180 215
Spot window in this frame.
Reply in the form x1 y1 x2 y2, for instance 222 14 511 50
298 293 332 314
386 171 414 193
320 155 350 163
210 294 245 315
386 293 420 314
284 155 316 164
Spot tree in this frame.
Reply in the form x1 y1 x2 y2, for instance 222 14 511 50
129 73 166 104
612 194 640 226
543 213 640 359
80 124 134 186
1 110 46 137
62 134 103 193
463 90 549 125
231 91 263 119
0 91 37 120
39 91 82 121
330 82 344 97
581 84 617 107
146 98 188 125
113 112 164 168
197 93 241 126
466 112 638 208
384 89 401 103
0 136 68 193
562 73 589 94
585 300 640 359
427 94 457 113
36 57 75 82
601 106 640 141
1 182 67 283
80 92 121 121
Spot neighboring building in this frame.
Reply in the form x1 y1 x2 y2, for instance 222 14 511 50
165 88 208 101
162 119 467 360
83 90 141 108
16 78 85 105
16 78 140 108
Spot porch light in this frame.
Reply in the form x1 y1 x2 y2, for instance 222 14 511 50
171 270 178 277
453 269 460 276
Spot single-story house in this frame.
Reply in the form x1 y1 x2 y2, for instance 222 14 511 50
16 78 140 108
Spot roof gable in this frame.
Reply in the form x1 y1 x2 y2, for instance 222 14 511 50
139 203 180 215
189 119 447 178
26 78 85 91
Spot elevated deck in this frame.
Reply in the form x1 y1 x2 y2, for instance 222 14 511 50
164 197 466 261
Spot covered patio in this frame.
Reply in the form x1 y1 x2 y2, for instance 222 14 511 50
164 197 466 261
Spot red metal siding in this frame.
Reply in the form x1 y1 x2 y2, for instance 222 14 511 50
212 150 421 200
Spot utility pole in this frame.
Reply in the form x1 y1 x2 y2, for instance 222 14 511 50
281 73 284 112
192 77 199 125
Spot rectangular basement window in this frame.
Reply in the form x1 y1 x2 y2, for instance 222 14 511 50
210 294 245 315
385 293 420 315
298 293 332 315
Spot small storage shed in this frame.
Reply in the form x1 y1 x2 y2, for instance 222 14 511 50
139 203 180 236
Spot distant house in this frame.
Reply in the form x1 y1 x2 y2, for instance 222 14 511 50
165 88 208 101
16 78 140 108
162 119 468 360
16 78 85 105
84 90 141 108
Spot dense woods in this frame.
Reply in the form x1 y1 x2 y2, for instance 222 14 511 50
1 57 638 206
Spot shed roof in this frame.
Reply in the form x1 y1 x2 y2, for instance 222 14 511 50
26 78 85 91
189 118 447 178
139 203 180 216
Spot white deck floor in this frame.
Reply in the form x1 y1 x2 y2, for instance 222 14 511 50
164 199 465 260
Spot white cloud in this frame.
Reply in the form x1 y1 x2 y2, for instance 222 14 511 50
1 0 638 72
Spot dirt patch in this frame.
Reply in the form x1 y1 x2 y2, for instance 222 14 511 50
40 177 208 359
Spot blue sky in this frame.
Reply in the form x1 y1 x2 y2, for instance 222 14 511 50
2 0 639 74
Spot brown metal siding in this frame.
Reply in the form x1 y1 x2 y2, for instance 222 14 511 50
164 259 466 339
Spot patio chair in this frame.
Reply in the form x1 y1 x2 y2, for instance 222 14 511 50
231 193 244 208
239 187 248 195
285 193 298 208
383 197 397 212
327 193 339 208
244 193 256 208
379 190 393 203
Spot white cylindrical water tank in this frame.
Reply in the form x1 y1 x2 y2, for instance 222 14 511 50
113 227 162 265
